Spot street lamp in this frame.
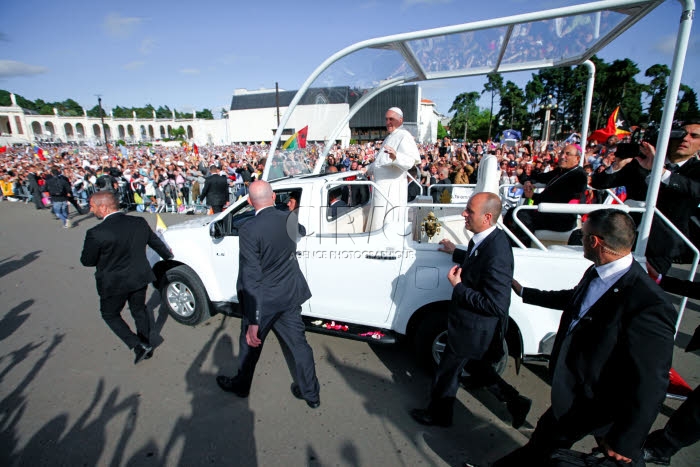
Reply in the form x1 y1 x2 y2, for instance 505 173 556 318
96 95 108 147
540 94 558 147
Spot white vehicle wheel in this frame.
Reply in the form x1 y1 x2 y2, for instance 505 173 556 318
161 265 210 325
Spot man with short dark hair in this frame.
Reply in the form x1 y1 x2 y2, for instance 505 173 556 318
591 119 700 273
492 208 676 467
45 167 73 228
199 165 229 213
80 192 173 364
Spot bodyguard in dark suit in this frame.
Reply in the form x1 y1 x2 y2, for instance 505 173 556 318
642 263 700 465
199 165 230 213
410 193 531 429
504 144 587 246
591 119 700 274
216 181 320 407
493 209 677 466
80 192 173 364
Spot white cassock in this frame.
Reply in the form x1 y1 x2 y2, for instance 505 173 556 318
367 126 419 231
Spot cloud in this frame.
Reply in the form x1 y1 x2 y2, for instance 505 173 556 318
104 12 143 38
218 54 237 65
123 61 145 70
140 38 155 55
0 60 48 77
180 68 200 75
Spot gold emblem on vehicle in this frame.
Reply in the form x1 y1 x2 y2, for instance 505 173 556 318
421 211 441 240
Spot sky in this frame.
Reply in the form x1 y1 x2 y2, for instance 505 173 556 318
1 0 698 119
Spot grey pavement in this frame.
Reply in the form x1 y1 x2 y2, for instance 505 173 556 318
0 200 697 466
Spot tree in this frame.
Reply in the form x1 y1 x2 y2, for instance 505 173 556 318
644 64 670 124
498 80 527 133
676 84 700 121
170 126 186 140
156 105 172 119
220 108 229 119
482 73 503 140
86 105 106 118
196 109 214 119
436 121 447 140
449 91 480 140
58 98 83 116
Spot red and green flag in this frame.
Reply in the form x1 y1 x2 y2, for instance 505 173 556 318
282 126 308 150
589 106 631 144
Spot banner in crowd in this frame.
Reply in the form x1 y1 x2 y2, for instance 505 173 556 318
282 125 308 150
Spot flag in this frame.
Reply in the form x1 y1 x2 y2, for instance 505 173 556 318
589 106 631 144
282 125 308 150
120 145 128 158
193 143 199 155
34 145 46 161
155 213 168 233
0 146 7 154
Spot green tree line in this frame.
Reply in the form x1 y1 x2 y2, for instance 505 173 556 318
448 55 699 142
0 90 215 120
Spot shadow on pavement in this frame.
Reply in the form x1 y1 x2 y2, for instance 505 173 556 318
0 299 33 342
0 251 41 280
127 316 257 466
331 343 523 466
0 334 65 465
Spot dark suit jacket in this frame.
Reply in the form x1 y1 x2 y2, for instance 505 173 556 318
448 228 513 361
522 261 676 459
80 213 172 297
591 157 700 252
531 166 588 231
199 174 229 206
326 199 349 221
237 207 311 324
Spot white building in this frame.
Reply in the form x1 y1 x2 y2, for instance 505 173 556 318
1 84 440 148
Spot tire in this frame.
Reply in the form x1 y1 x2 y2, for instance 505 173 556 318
413 311 508 376
160 265 210 325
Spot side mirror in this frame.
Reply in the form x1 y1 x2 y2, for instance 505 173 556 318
210 221 224 239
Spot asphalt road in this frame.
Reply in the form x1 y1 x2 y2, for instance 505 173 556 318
0 200 698 467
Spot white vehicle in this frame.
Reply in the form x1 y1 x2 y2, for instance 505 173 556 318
149 0 696 371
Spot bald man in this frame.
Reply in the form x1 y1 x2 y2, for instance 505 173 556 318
411 193 531 429
216 181 320 408
366 107 420 231
80 191 173 364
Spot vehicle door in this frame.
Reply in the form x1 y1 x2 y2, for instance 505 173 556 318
303 182 405 327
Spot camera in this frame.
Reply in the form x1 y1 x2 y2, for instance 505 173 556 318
614 125 686 159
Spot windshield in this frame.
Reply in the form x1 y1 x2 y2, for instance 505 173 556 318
264 0 662 175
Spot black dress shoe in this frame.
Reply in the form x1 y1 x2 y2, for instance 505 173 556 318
216 375 249 398
409 408 452 427
642 447 671 466
133 343 153 364
291 383 320 409
507 394 532 429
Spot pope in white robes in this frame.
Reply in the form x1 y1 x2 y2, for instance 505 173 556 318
367 107 420 231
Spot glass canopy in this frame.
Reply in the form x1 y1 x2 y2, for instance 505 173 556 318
265 0 665 171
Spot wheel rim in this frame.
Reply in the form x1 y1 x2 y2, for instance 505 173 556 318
166 281 196 317
432 330 448 364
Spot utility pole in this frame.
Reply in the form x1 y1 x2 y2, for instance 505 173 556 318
96 95 108 147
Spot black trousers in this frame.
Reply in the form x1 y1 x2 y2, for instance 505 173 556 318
99 286 150 349
235 305 319 401
429 342 519 419
493 407 645 466
211 205 224 213
645 385 700 458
